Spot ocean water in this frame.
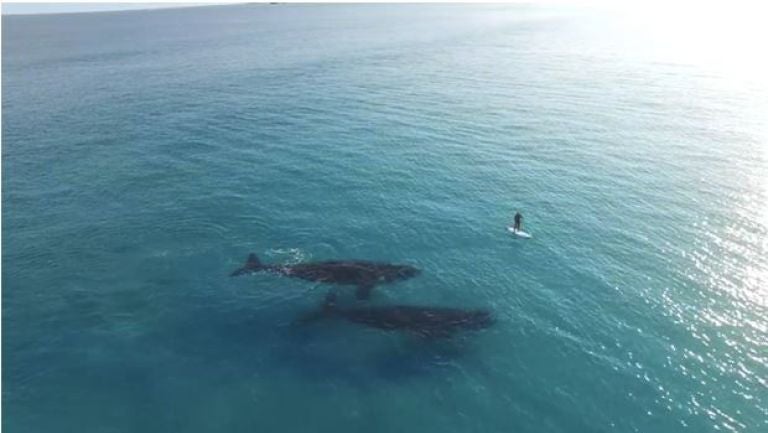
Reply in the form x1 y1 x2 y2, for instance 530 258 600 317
3 4 767 433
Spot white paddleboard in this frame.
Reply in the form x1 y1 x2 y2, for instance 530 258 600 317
507 227 532 238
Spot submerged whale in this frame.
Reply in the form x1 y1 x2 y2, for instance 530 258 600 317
300 292 494 338
230 253 420 299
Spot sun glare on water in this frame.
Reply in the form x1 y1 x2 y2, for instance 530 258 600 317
619 0 768 222
601 0 768 86
586 0 768 377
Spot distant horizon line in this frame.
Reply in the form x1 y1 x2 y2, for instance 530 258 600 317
1 1 573 17
1 2 248 16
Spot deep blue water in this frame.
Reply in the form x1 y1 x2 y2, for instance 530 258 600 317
3 4 767 433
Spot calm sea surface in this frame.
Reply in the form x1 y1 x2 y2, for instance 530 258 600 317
3 4 767 433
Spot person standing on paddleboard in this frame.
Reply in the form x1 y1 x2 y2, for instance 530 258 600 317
513 211 523 232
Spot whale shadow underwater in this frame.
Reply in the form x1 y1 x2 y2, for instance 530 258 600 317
297 292 494 339
230 253 421 299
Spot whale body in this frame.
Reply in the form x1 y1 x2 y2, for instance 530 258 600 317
300 292 494 338
230 253 420 299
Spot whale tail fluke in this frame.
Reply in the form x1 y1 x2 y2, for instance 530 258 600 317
295 291 338 324
230 253 263 276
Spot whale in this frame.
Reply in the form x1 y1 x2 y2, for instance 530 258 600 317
299 292 494 338
230 253 420 299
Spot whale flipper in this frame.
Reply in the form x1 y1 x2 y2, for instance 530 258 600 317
355 280 376 300
413 327 456 339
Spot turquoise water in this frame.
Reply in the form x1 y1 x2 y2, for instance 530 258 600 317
3 4 767 432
